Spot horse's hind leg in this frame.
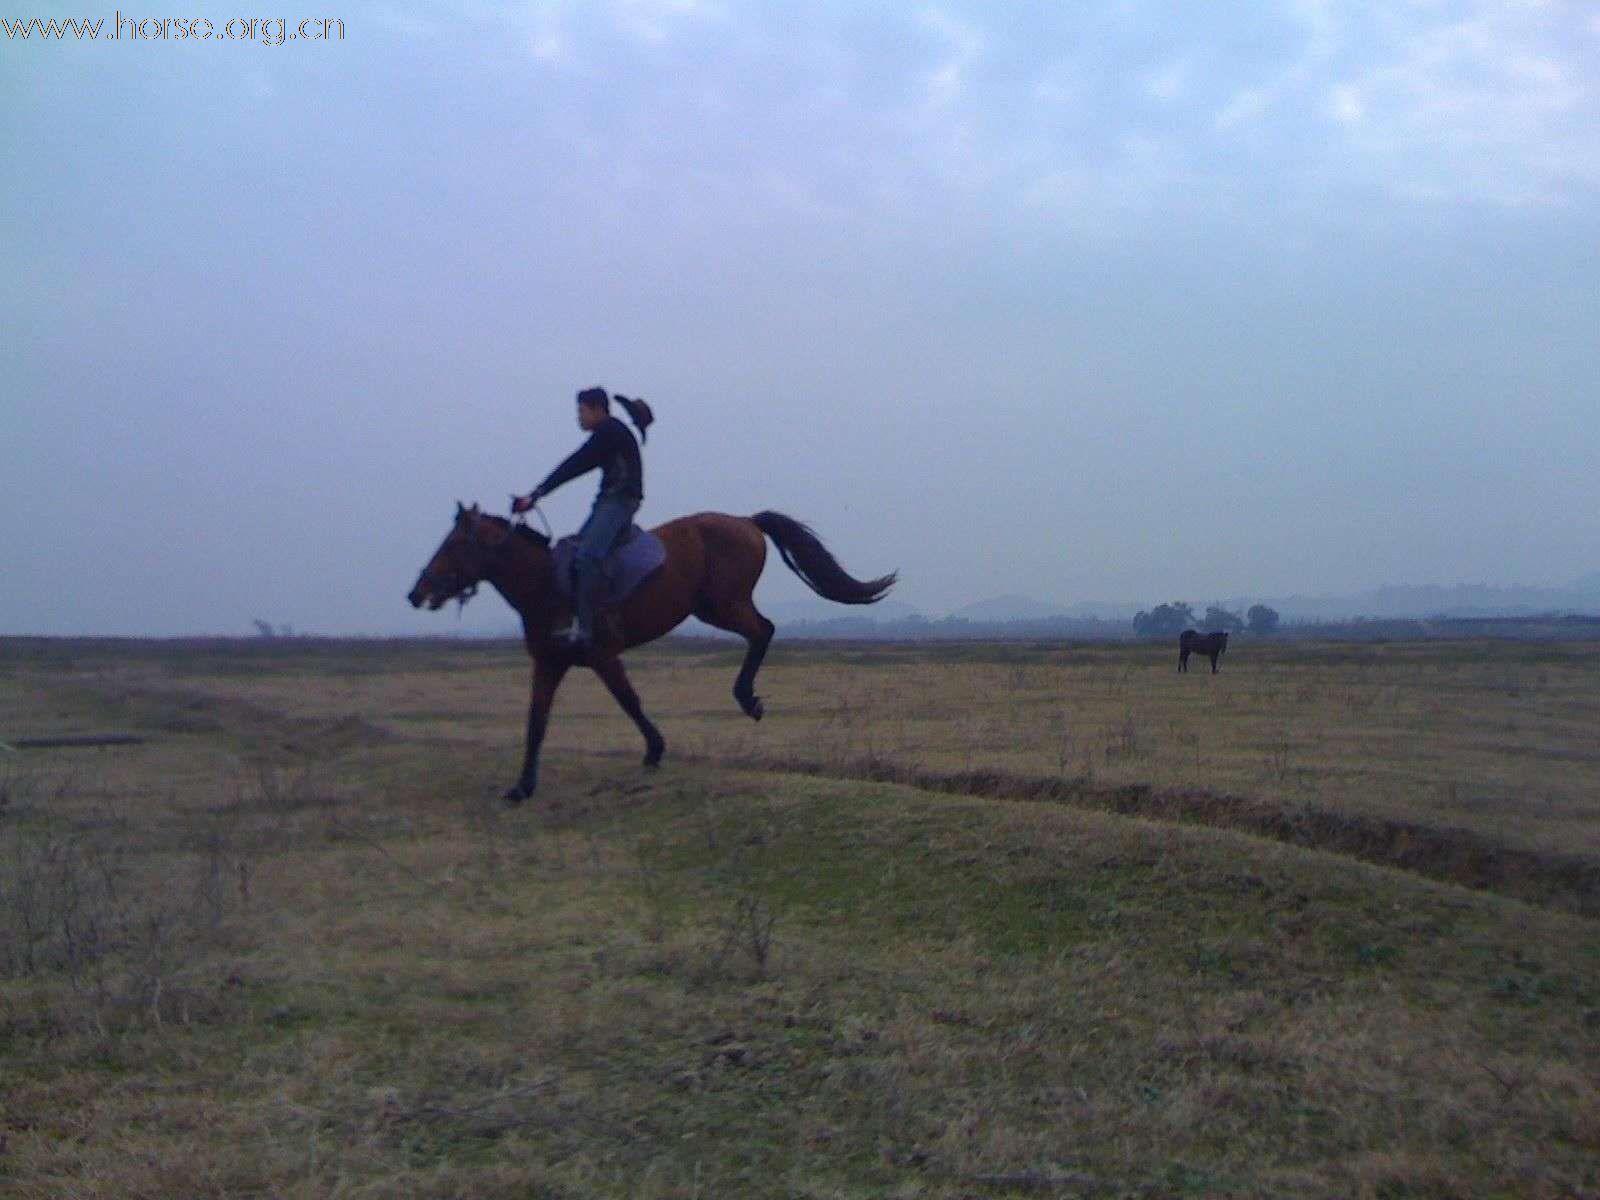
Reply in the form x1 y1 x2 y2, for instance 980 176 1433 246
696 598 775 720
591 655 666 767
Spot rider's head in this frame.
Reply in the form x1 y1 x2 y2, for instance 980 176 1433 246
576 387 609 431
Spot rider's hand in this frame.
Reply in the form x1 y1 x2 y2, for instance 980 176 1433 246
511 493 532 514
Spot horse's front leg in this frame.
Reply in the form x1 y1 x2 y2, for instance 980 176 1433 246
591 655 666 768
504 655 570 805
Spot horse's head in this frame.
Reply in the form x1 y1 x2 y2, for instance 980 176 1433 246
407 502 549 611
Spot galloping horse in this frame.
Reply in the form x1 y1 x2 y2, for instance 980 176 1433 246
408 505 895 803
1178 629 1228 674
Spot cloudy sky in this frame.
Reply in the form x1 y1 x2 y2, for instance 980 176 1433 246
5 1 1598 634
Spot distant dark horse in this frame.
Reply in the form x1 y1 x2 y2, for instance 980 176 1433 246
409 505 895 803
1178 629 1229 674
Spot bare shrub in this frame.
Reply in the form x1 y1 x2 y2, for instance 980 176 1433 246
1267 729 1295 782
244 762 334 816
675 887 786 987
697 793 722 852
632 835 672 944
1105 708 1147 761
1054 712 1077 777
0 759 40 818
1 814 243 1033
4 813 143 977
714 890 781 977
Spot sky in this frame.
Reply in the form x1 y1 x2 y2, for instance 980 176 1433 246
4 1 1598 635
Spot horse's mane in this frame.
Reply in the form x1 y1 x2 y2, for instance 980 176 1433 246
476 512 550 548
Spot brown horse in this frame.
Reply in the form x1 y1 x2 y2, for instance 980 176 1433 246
408 504 895 803
1178 629 1228 674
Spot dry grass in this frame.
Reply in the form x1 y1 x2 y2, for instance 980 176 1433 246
42 638 1596 855
1 638 1597 1197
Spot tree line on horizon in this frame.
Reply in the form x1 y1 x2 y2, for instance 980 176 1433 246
700 602 1284 642
1131 603 1280 638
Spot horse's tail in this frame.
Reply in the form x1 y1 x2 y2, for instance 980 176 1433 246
751 511 896 605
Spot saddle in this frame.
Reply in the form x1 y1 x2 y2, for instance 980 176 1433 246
551 525 667 607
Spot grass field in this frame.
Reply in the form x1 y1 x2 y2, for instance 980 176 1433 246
2 637 1597 1198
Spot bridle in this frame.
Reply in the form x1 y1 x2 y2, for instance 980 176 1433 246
423 504 552 611
419 554 481 611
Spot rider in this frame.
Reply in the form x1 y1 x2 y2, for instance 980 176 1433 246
512 386 653 647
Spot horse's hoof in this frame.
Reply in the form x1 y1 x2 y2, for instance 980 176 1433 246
643 743 665 769
501 784 533 807
744 696 765 722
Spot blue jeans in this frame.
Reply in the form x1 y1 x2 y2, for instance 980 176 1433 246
573 494 639 638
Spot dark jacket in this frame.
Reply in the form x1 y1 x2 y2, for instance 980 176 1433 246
535 416 643 502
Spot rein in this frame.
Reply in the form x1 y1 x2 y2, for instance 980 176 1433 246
518 500 553 541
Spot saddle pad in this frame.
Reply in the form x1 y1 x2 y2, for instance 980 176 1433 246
552 526 667 606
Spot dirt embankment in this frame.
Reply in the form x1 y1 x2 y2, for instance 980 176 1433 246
706 753 1600 919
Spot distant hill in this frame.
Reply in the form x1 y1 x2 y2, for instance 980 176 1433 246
947 595 1069 622
762 598 925 625
1565 572 1600 595
1254 577 1600 622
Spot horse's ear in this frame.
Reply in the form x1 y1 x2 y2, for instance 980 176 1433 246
455 501 466 518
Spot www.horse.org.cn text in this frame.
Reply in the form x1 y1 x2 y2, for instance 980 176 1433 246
2 14 346 45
